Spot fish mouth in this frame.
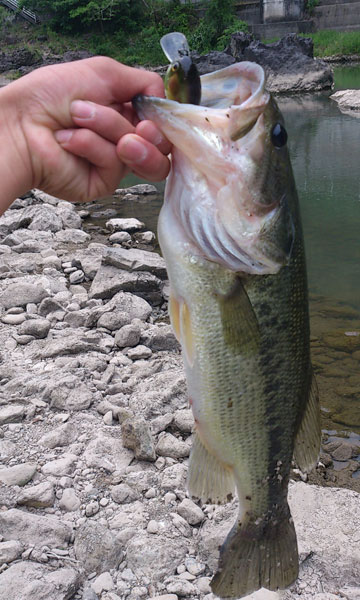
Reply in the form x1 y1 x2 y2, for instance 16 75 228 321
132 62 269 145
133 63 291 276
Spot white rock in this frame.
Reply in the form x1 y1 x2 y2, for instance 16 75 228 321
55 229 90 244
109 231 132 244
156 433 190 459
38 423 77 449
103 411 113 426
111 483 139 504
0 404 25 425
127 345 152 360
69 269 85 284
91 571 114 595
114 323 141 348
85 501 100 517
178 499 205 526
161 464 187 492
17 481 55 508
166 578 197 596
105 218 145 232
0 463 37 486
0 541 23 566
0 509 73 548
147 520 159 534
42 454 78 477
1 313 26 325
196 576 212 594
185 556 206 576
59 488 81 512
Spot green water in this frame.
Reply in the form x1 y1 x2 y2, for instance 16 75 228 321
278 93 360 311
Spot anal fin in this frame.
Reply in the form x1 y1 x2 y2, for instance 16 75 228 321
187 431 235 504
293 368 321 473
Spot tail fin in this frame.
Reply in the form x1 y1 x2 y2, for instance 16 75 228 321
211 505 298 598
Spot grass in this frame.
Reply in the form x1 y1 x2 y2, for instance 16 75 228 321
304 31 360 58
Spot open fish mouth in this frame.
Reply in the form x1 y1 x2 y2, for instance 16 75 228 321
133 62 294 276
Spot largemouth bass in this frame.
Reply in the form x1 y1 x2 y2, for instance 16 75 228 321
134 60 321 599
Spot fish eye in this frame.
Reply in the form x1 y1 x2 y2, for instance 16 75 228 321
271 123 288 148
172 62 180 72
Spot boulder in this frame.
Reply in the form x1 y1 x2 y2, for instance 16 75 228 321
192 50 235 75
225 32 333 93
330 89 360 118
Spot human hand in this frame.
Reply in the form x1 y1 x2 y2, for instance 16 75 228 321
0 57 171 212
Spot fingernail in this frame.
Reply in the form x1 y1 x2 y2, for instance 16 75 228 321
55 129 73 143
71 100 96 119
122 137 148 164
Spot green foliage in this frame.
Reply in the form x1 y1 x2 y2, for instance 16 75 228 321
305 0 319 16
216 18 248 51
300 31 360 57
19 0 144 33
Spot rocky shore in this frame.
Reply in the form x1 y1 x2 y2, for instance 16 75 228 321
0 190 359 600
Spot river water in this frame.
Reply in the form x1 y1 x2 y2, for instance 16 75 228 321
87 66 360 473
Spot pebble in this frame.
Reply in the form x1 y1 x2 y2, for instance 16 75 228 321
121 417 156 462
151 596 178 600
126 345 152 360
166 578 197 596
103 411 113 426
17 481 55 508
0 462 37 486
106 218 145 232
156 433 191 459
1 313 26 325
0 541 23 566
177 498 205 526
18 318 51 339
185 556 206 576
109 231 132 244
0 404 25 425
147 520 159 534
114 323 141 348
164 492 177 505
59 488 81 512
91 571 114 595
111 483 139 504
69 269 85 284
85 501 100 517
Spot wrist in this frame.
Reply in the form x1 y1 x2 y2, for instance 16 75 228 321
0 81 33 215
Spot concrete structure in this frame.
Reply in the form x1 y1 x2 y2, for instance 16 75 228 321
313 0 360 32
262 0 305 22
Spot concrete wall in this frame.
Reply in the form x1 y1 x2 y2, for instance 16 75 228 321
262 0 305 22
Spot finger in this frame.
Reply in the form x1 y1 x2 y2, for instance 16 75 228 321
135 120 172 156
117 133 170 182
78 57 166 105
70 100 135 144
55 128 127 194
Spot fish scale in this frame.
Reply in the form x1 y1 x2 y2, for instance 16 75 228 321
133 54 321 599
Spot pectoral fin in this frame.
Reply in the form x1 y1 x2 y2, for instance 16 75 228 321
293 369 321 473
169 293 181 342
170 293 195 367
216 278 260 355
